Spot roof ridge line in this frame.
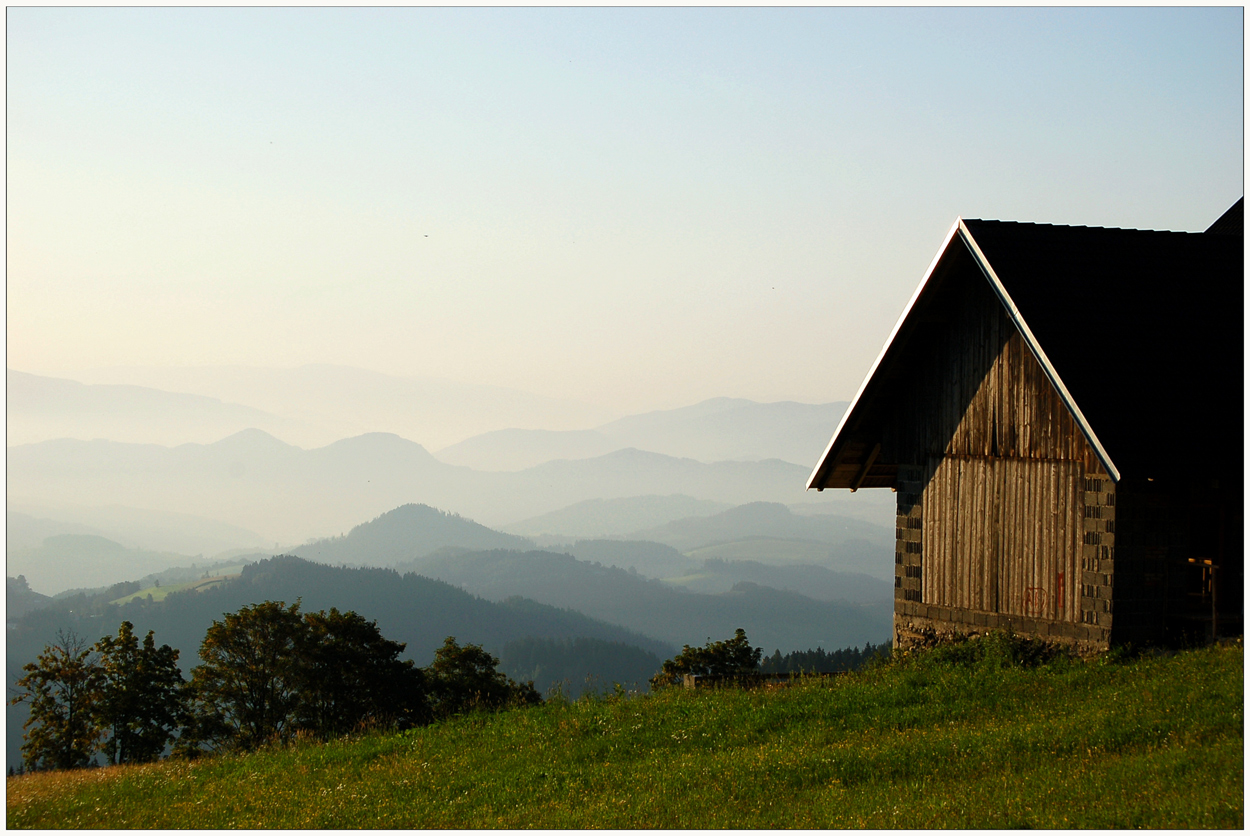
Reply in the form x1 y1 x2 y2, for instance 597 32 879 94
956 221 1120 482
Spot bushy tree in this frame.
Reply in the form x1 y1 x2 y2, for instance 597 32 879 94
649 628 762 688
297 608 430 736
183 600 308 753
181 602 434 754
94 621 188 765
425 637 540 718
9 631 104 771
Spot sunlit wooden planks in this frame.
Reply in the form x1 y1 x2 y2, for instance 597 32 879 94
922 455 1082 623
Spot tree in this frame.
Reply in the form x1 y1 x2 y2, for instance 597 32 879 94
425 637 540 719
9 630 104 771
649 628 762 688
94 621 188 765
184 600 308 753
296 608 429 736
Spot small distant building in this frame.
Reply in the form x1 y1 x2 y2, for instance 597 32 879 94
808 200 1243 652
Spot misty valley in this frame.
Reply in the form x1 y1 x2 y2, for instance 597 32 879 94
6 367 896 772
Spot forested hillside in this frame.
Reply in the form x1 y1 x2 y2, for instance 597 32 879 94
289 504 533 566
6 556 673 771
399 549 891 654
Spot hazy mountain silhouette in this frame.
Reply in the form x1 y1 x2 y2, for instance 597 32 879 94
397 548 891 655
8 433 813 543
7 369 306 447
290 504 533 566
625 502 895 580
71 364 616 451
663 557 891 603
6 510 102 550
22 367 848 474
7 534 209 597
596 398 848 464
6 575 53 621
627 501 890 551
559 539 699 579
6 505 270 559
435 398 850 470
435 428 618 471
503 495 731 539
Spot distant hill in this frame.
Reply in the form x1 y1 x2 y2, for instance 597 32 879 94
6 534 215 597
6 575 53 620
435 398 850 470
679 537 890 581
662 557 891 603
71 364 617 451
6 369 305 447
503 495 732 538
397 549 891 655
625 501 894 579
290 504 533 566
6 506 270 557
8 434 814 542
8 555 673 669
559 539 698 579
436 428 618 472
596 398 848 465
6 510 102 550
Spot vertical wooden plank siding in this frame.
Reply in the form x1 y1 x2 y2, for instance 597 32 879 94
924 455 1082 622
897 265 1093 627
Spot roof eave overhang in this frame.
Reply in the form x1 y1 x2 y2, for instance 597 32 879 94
806 218 1121 491
806 219 962 491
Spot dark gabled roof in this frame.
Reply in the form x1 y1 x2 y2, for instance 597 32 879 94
962 218 1242 479
1206 197 1243 235
809 201 1243 488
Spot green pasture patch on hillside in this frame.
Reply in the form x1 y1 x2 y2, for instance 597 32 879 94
658 571 715 588
108 568 244 607
7 642 1242 829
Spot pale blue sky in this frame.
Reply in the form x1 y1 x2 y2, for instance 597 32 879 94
7 7 1242 413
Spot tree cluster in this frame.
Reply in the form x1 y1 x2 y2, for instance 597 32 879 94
649 628 763 688
10 601 541 771
10 623 185 771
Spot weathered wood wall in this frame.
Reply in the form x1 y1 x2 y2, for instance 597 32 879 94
884 258 1113 648
879 253 1093 467
923 456 1082 623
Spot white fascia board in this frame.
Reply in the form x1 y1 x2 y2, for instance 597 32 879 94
957 220 1121 482
806 219 964 490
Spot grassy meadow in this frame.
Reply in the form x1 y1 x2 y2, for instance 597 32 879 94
7 638 1242 829
107 568 245 607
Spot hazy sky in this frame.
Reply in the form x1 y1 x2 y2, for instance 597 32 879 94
7 7 1243 414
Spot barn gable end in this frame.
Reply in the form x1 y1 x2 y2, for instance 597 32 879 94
810 202 1243 651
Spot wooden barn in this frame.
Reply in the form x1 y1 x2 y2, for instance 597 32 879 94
808 200 1243 652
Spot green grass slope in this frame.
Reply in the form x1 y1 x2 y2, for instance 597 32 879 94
7 640 1241 829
